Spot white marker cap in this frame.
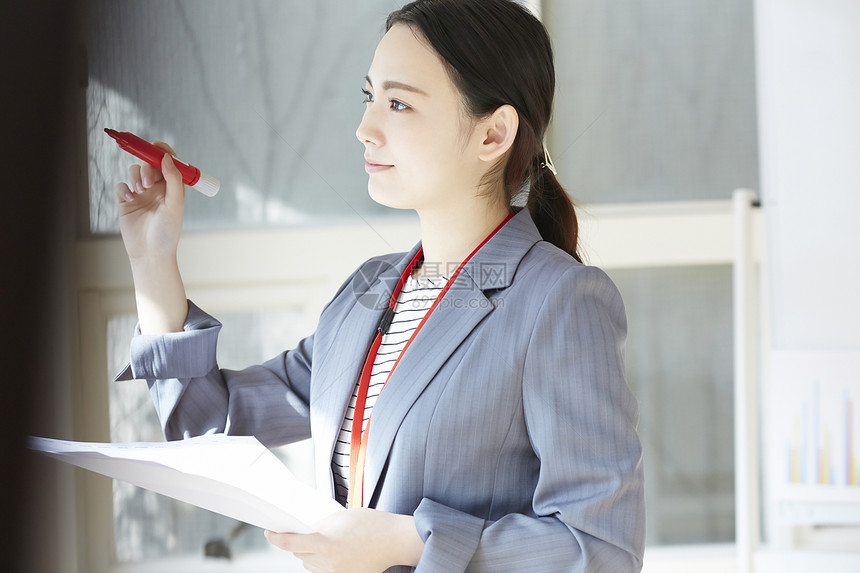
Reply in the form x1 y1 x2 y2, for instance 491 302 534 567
192 172 220 197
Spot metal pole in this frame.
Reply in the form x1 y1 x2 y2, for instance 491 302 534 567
733 188 760 573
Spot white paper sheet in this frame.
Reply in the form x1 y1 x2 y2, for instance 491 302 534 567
27 434 344 533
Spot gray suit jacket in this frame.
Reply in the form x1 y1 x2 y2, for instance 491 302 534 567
118 207 645 572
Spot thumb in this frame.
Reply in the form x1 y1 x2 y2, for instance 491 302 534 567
161 153 186 209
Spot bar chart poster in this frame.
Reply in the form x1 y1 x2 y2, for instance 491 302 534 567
769 351 860 503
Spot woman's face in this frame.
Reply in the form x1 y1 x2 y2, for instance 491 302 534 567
356 24 486 213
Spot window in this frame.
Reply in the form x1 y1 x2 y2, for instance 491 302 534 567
84 0 399 234
545 0 758 204
608 265 735 544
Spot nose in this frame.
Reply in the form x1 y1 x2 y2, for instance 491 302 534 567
355 105 382 147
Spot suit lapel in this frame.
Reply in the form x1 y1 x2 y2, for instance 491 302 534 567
362 270 492 504
311 244 421 495
361 207 544 504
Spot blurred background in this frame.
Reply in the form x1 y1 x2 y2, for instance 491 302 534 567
5 1 858 572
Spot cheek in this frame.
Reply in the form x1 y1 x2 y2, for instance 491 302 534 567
395 123 467 180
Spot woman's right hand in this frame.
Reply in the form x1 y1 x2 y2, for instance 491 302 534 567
115 141 190 334
115 141 185 261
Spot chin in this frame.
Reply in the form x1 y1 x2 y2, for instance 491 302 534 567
367 181 416 211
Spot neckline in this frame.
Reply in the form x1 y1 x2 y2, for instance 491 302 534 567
406 273 449 286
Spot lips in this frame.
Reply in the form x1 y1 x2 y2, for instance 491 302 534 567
364 160 394 174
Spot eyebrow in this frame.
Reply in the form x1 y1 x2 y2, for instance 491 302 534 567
365 75 429 96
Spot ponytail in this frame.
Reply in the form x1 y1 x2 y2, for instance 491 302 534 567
504 118 581 263
527 159 581 263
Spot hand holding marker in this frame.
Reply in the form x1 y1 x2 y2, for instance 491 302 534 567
105 128 220 197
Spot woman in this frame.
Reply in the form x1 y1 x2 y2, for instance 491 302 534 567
115 1 644 571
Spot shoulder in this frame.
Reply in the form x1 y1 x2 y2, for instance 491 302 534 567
518 241 622 305
517 244 628 363
510 242 627 342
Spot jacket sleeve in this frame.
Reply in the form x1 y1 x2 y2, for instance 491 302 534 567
115 265 363 447
412 265 645 572
113 300 315 446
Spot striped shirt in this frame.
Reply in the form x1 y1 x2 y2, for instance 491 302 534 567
331 271 448 505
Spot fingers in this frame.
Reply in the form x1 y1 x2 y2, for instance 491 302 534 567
123 141 181 204
265 532 328 573
124 161 158 204
128 158 164 194
127 163 144 194
136 142 175 191
161 153 186 210
115 182 135 204
139 161 164 191
264 530 320 554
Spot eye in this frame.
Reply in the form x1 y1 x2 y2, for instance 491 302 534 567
361 88 373 103
390 99 410 112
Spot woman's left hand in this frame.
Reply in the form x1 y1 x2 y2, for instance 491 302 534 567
265 508 424 573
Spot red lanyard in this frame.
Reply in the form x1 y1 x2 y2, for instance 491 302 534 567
347 211 514 508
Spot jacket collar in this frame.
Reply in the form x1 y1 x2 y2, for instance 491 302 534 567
380 206 542 294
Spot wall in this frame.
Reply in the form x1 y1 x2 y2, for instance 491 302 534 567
756 0 860 352
754 0 860 559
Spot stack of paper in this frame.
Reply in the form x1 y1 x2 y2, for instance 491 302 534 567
27 434 343 533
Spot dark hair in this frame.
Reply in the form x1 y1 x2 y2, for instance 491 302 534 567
386 0 581 262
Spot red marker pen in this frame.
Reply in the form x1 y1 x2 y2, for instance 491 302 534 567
105 128 220 197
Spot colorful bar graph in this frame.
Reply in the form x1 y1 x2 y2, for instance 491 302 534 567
784 381 858 488
771 351 860 508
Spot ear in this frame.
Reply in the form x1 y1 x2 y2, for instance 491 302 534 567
476 104 519 164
